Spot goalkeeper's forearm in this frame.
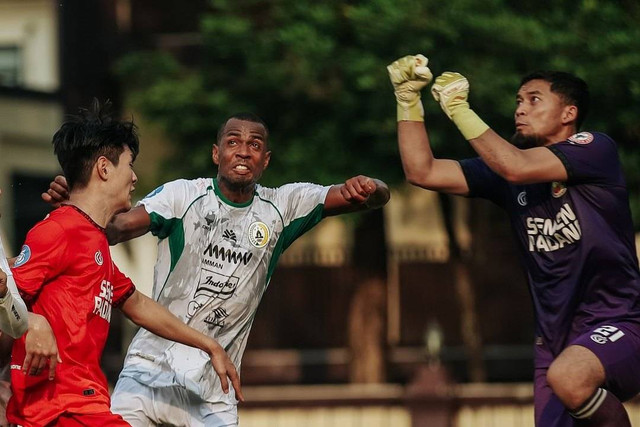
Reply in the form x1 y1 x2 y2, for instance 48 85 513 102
0 275 28 339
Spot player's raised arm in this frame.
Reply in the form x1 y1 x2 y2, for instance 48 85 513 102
42 175 151 244
323 176 390 216
431 72 567 184
388 55 470 195
119 290 244 402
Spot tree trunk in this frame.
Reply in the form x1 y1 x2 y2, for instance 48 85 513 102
439 193 486 382
348 208 387 383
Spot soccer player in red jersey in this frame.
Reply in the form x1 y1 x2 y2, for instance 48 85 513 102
7 101 243 427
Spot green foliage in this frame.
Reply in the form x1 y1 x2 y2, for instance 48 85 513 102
116 0 640 226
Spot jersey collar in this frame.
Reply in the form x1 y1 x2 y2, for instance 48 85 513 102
212 178 255 208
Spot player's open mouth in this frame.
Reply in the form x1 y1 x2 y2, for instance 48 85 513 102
233 165 250 173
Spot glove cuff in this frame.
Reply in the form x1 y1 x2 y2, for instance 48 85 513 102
451 108 489 140
397 100 424 122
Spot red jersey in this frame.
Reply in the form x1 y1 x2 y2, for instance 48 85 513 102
7 205 135 426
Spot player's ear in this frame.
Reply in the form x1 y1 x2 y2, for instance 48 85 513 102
561 105 578 125
212 144 220 166
263 150 271 170
96 156 110 180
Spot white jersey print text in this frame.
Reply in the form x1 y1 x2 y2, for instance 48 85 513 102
526 203 582 252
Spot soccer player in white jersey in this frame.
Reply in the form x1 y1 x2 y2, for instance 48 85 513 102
44 112 390 426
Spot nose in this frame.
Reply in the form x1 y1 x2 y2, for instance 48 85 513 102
236 142 251 158
132 170 138 185
515 104 526 118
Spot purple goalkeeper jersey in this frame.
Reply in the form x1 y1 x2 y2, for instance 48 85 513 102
460 131 640 357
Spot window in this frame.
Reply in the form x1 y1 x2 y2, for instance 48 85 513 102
0 46 22 87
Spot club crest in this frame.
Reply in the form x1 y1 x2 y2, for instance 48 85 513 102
551 182 567 198
248 221 270 248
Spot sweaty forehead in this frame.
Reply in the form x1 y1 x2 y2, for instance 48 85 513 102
221 119 267 138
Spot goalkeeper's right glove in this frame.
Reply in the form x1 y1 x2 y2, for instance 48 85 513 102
431 72 489 140
387 54 433 122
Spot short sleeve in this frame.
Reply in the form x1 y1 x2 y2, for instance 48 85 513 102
111 262 136 307
11 221 68 302
138 179 209 239
459 157 509 208
547 132 624 186
264 183 329 251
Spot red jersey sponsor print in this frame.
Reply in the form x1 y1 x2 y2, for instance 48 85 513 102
7 206 135 426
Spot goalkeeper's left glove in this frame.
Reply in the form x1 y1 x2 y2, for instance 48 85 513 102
431 72 489 140
387 54 433 122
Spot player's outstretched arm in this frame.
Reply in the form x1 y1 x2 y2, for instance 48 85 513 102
388 55 470 195
120 290 244 401
432 72 567 184
41 175 152 244
323 176 390 216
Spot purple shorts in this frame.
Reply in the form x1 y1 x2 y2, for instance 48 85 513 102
533 321 640 426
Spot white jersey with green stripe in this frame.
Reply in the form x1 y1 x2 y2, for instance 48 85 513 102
117 178 330 404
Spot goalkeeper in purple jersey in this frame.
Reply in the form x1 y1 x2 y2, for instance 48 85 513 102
388 54 640 426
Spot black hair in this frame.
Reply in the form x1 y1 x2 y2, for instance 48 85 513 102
520 71 590 129
216 112 269 145
52 99 139 190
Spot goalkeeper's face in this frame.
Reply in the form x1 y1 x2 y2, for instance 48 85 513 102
512 79 575 147
213 118 271 192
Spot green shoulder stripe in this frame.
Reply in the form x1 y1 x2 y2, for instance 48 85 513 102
149 212 185 272
266 203 324 282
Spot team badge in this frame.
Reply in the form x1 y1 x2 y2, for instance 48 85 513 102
568 132 594 145
95 251 104 266
248 221 270 248
13 245 31 268
551 182 567 198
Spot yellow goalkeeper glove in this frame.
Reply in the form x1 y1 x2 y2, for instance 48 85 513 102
431 72 489 140
387 54 433 122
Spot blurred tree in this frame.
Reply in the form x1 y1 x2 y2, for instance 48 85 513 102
115 0 640 383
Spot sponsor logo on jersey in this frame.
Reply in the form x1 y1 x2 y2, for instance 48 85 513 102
248 221 270 248
590 325 625 345
517 191 527 206
145 184 165 198
95 250 104 266
526 203 581 252
93 279 113 322
13 245 31 268
187 270 238 318
551 181 567 198
204 307 229 329
195 270 238 300
203 243 252 265
222 229 237 243
567 132 594 145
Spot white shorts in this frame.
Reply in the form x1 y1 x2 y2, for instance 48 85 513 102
111 376 238 427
